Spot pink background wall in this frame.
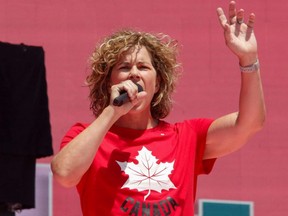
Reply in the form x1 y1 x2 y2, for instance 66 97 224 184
1 0 287 215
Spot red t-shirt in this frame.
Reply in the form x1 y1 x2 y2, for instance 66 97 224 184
60 119 216 216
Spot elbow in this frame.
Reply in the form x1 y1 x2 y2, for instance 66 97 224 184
250 116 265 133
244 114 266 136
238 108 266 134
50 160 79 188
253 110 266 132
257 117 265 131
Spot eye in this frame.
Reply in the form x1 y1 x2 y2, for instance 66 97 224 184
138 65 150 70
118 65 130 71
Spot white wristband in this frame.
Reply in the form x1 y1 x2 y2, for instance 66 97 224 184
239 59 260 73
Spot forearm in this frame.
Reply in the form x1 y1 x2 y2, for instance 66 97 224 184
205 65 265 159
51 105 121 187
236 64 266 133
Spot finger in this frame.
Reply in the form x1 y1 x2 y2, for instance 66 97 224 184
216 7 228 29
125 81 139 100
111 81 137 97
236 9 245 25
247 13 256 28
130 91 147 106
228 1 237 24
245 13 255 40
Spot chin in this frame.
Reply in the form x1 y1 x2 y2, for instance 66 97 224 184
129 102 149 114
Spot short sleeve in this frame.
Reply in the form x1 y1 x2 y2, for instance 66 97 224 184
59 123 90 192
60 123 89 149
189 118 216 175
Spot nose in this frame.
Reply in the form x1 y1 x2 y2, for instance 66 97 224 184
128 66 140 81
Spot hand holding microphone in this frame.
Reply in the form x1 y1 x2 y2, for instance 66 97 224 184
113 83 144 106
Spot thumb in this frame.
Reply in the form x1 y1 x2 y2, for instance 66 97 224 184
130 91 147 106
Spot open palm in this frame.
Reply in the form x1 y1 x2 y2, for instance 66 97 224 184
217 1 258 64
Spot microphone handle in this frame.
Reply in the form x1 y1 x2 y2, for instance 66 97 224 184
113 83 143 106
113 92 129 106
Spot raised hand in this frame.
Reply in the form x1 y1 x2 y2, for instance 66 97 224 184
217 1 258 66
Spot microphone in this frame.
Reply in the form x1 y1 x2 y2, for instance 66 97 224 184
113 83 143 106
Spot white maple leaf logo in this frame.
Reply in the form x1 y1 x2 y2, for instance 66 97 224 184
116 146 177 201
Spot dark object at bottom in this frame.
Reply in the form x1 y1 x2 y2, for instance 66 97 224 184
0 155 36 210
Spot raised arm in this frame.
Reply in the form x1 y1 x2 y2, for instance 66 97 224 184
204 1 266 159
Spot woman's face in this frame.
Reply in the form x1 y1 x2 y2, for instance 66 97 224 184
110 46 159 112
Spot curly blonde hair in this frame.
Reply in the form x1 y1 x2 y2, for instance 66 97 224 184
86 29 181 119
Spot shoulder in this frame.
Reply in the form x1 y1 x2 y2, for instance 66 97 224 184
60 122 90 149
68 122 90 132
174 118 214 131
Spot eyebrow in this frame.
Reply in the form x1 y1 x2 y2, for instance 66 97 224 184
117 60 151 66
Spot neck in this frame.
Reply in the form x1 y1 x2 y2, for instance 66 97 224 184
115 113 158 130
